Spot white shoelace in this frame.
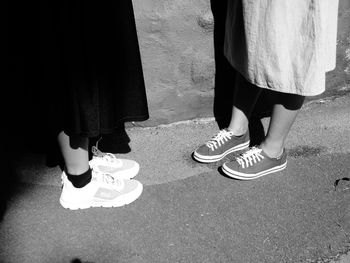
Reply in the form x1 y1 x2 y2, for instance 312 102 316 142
91 146 119 164
206 130 234 151
61 171 125 190
236 147 264 168
94 171 125 191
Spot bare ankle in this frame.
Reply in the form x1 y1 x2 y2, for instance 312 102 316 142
226 126 248 136
260 142 283 158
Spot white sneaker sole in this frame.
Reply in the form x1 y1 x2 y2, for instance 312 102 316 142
222 161 287 180
59 182 143 210
193 141 250 163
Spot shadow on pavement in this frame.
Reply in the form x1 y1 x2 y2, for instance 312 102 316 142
71 258 95 263
0 159 17 222
0 132 39 222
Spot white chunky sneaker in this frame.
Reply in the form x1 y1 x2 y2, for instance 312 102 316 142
89 146 140 179
59 171 143 210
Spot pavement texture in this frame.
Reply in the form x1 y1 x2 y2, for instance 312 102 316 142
1 94 350 263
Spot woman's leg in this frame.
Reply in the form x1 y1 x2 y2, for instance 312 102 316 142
221 92 305 180
261 93 305 158
227 74 262 135
57 131 89 174
57 131 91 188
193 73 261 163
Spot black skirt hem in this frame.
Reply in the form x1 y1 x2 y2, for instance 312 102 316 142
63 115 149 138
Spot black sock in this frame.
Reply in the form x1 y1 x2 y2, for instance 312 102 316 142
66 168 92 188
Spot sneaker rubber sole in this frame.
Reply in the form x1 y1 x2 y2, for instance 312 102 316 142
59 183 143 210
193 141 250 163
222 160 287 180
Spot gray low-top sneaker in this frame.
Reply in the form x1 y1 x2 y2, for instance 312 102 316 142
222 146 287 180
193 129 250 163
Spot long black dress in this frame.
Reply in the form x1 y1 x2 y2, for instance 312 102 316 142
7 0 149 165
40 0 149 137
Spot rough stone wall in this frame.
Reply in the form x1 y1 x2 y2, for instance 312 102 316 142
133 0 215 126
133 0 350 126
325 0 350 98
346 36 350 75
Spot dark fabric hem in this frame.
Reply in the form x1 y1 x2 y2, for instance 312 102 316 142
63 115 149 138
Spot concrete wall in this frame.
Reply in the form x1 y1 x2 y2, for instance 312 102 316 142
326 0 350 101
133 0 215 126
133 0 350 126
